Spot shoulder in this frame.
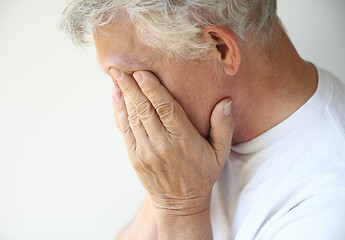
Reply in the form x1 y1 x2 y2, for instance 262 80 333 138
316 67 345 147
259 191 345 240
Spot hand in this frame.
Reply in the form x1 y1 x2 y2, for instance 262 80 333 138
110 68 234 216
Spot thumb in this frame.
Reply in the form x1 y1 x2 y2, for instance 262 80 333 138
208 99 235 166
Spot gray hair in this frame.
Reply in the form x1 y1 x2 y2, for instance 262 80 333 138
60 0 278 60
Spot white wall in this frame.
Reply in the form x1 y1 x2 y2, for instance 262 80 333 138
0 0 344 239
278 0 345 80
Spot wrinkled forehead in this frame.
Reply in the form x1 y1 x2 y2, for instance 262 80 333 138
93 17 156 73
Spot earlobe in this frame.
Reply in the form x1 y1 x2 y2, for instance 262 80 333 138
203 26 241 76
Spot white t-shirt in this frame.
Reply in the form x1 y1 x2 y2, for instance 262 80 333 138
211 67 345 240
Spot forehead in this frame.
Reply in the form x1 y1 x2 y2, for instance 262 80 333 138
93 17 155 72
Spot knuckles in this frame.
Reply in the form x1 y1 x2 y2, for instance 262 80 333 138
132 146 157 172
135 99 155 120
132 138 173 171
155 101 176 120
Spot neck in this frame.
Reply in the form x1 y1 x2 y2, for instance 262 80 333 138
229 26 318 144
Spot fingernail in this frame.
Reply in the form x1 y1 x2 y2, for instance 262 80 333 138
110 68 122 79
112 86 122 102
223 100 232 116
133 71 143 82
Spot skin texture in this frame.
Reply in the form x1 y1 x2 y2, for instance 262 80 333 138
95 16 235 239
110 69 233 239
94 17 228 138
93 15 318 240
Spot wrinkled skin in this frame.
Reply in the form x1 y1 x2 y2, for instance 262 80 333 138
110 69 234 216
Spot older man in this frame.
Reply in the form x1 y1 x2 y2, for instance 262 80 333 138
61 1 345 239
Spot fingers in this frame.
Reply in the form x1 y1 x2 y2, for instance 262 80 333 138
110 68 166 141
112 86 121 129
111 83 137 151
208 99 234 167
132 71 193 132
124 96 148 145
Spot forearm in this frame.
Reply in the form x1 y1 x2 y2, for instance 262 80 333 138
115 195 157 240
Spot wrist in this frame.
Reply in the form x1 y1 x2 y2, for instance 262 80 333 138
150 193 211 215
151 195 213 240
155 206 213 240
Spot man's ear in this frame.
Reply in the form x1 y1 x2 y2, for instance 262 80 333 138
202 26 241 76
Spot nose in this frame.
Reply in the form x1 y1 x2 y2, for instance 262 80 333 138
95 52 109 74
94 52 119 88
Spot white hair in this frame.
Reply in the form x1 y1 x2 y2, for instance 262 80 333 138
60 0 278 60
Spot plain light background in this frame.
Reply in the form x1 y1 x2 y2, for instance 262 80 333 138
0 0 344 239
